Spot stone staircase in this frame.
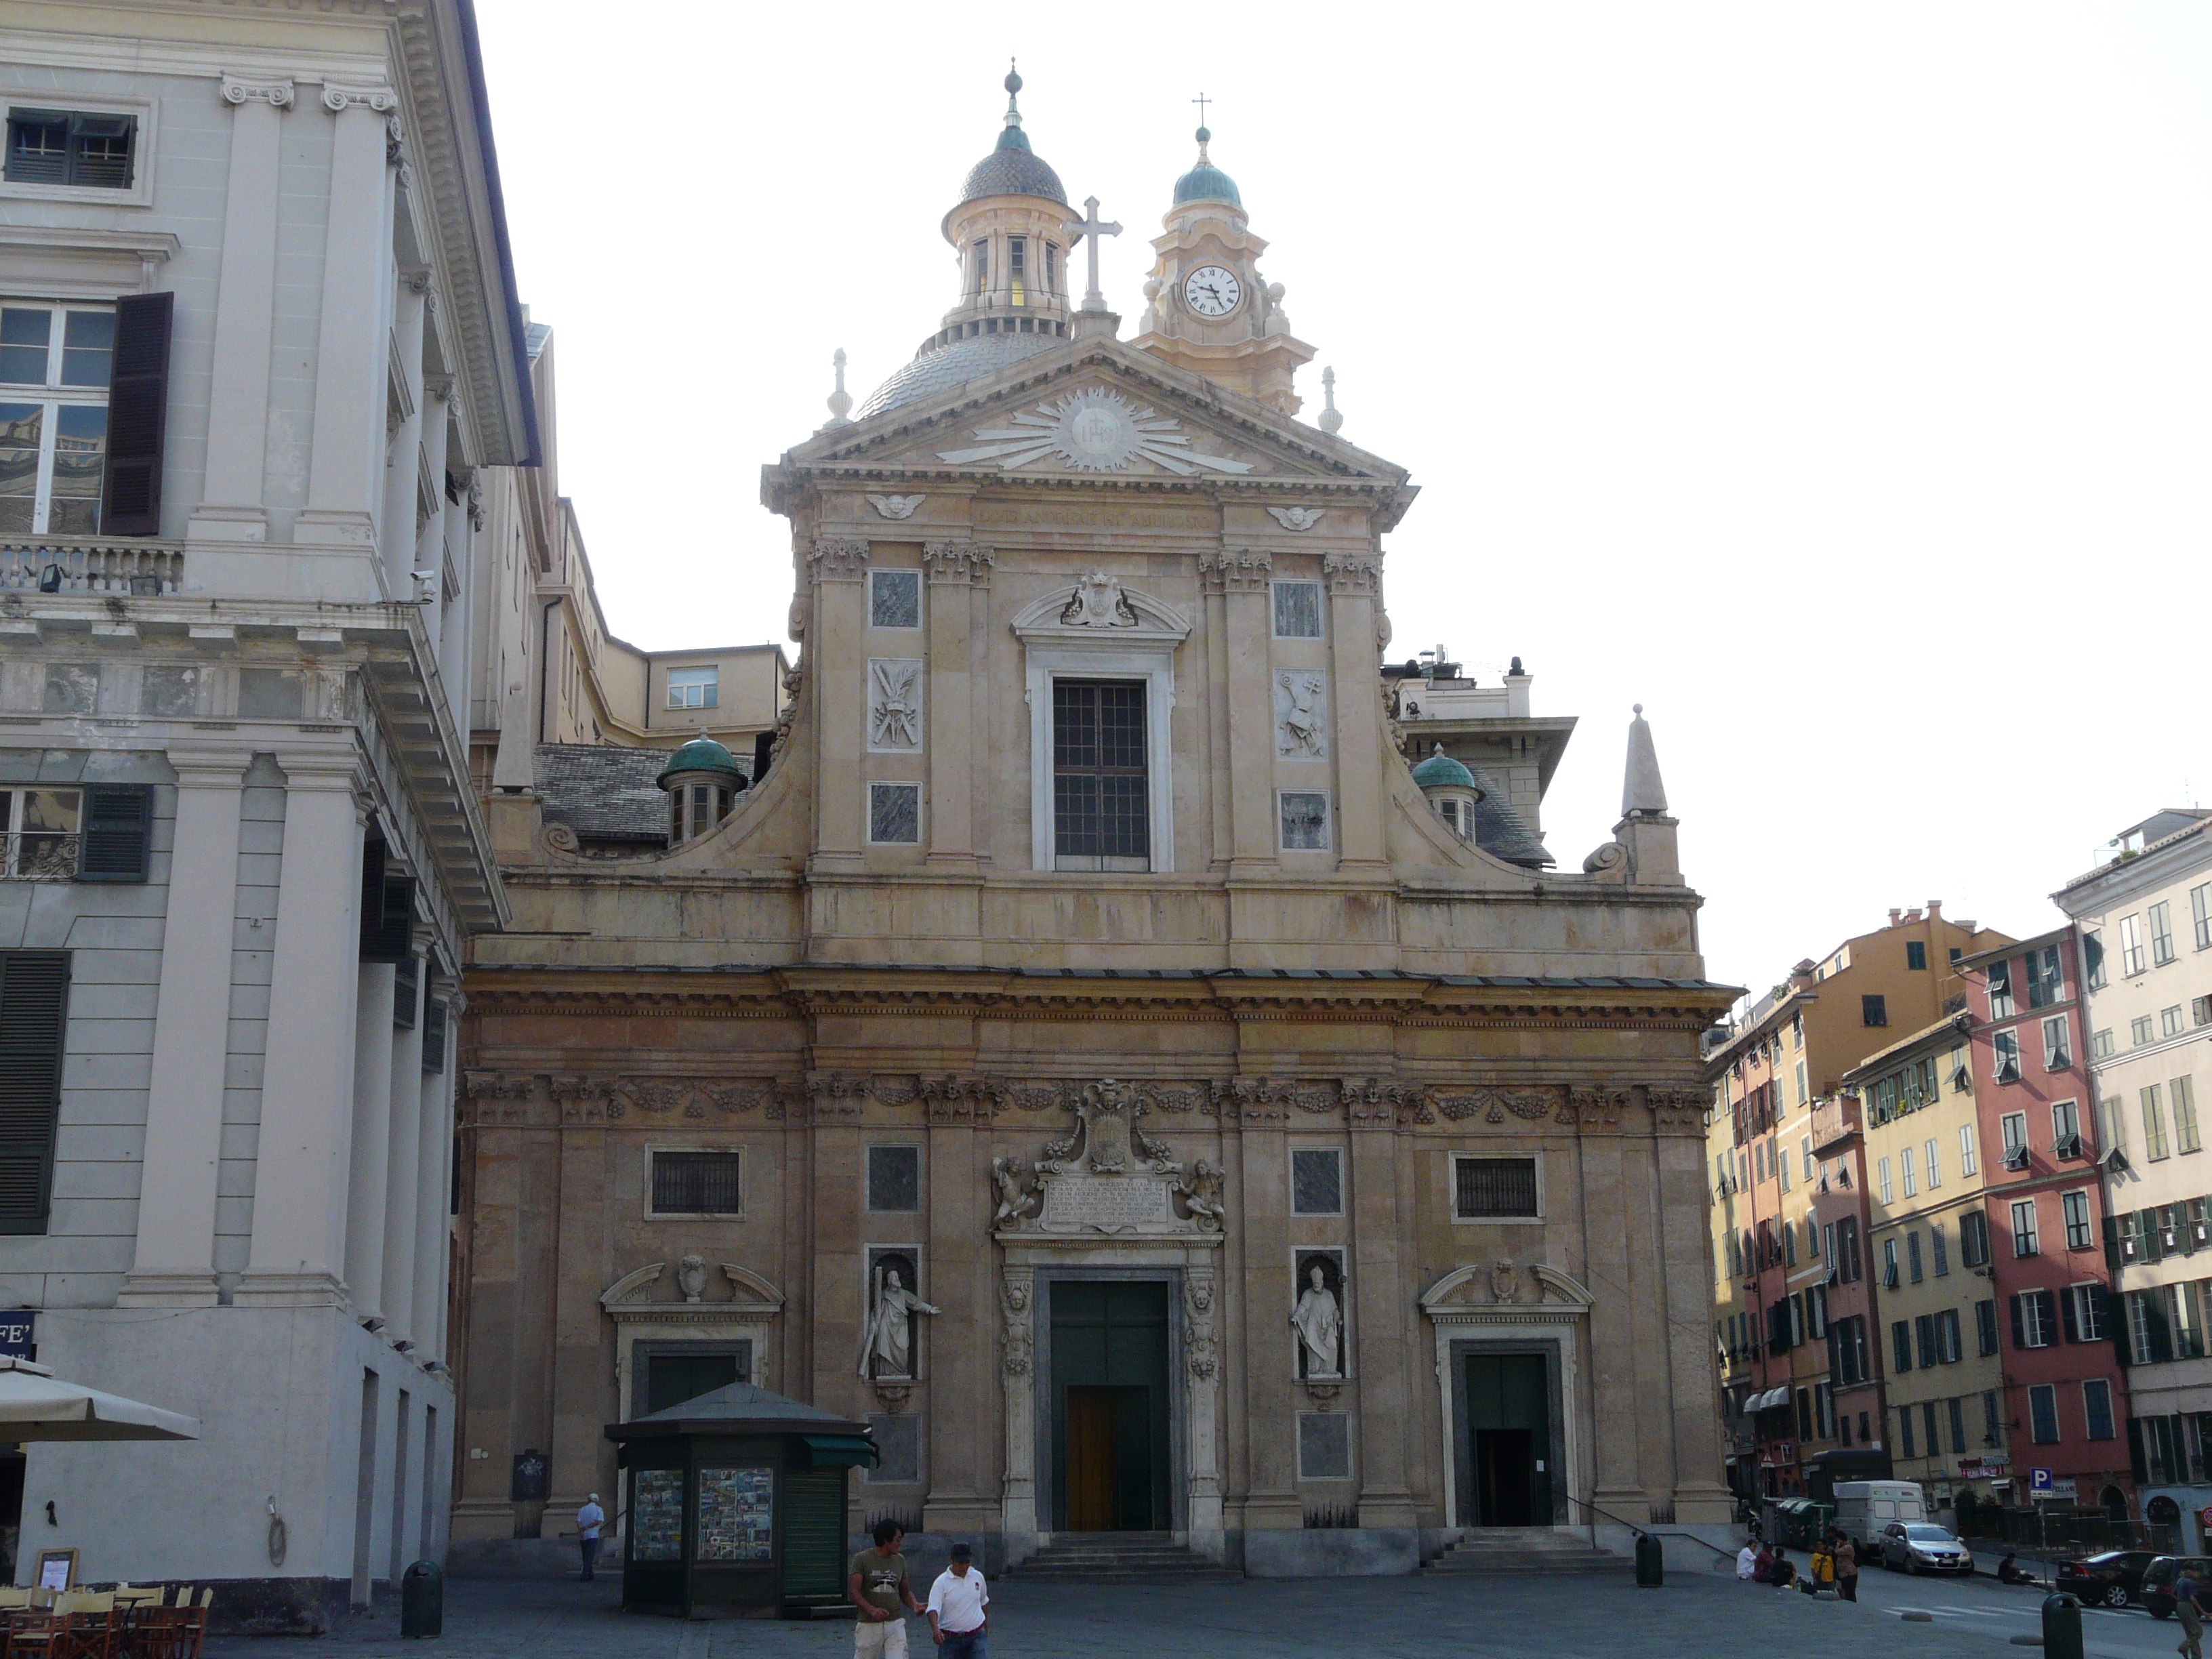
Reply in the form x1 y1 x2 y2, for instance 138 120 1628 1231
1004 1532 1242 1583
1423 1527 1633 1576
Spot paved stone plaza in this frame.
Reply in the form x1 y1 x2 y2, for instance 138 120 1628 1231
199 1568 2160 1659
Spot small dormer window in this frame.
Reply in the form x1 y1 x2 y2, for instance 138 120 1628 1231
671 781 729 844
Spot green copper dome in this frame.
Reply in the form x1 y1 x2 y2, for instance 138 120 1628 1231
657 736 742 790
1411 745 1478 792
1172 126 1242 208
956 63 1067 210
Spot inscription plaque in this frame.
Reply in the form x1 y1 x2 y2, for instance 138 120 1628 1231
1042 1174 1174 1232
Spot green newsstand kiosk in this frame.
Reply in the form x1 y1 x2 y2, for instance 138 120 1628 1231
607 1381 878 1618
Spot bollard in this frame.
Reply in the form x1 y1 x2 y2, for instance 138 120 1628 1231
1634 1532 1663 1588
401 1559 443 1639
2039 1592 2083 1659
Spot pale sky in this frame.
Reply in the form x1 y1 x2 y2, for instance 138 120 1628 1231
473 2 2212 1000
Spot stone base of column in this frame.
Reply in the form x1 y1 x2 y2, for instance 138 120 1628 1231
232 1269 348 1309
292 509 377 550
922 1494 993 1534
1240 1492 1305 1530
1356 1488 1418 1529
186 506 268 544
114 1272 222 1308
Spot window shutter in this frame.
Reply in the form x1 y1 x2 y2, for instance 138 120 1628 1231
100 291 173 537
2129 1415 2149 1482
2149 1294 2176 1364
2061 1286 2081 1343
0 952 69 1235
2104 1212 2121 1272
357 839 414 964
75 783 152 882
421 998 446 1075
2108 1286 2131 1368
2009 1294 2026 1351
2144 1207 2167 1265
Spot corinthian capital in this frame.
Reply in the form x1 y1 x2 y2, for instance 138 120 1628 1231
922 540 994 586
808 539 871 581
1323 553 1381 596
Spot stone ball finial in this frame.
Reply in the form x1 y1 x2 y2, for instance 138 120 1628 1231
1317 365 1344 436
1006 60 1022 96
1195 123 1210 144
1633 702 1643 716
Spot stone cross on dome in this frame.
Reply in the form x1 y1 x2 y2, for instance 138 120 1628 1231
1063 194 1122 313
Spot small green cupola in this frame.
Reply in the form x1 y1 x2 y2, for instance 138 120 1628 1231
1412 743 1483 842
658 736 743 846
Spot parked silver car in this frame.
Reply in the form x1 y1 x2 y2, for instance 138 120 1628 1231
1879 1521 1975 1575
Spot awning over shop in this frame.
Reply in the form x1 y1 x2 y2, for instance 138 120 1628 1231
1745 1387 1792 1413
800 1433 879 1468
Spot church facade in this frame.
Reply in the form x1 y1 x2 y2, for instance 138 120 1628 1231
453 75 1737 1573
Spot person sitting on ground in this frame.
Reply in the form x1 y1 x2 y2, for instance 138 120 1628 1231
1737 1538 1760 1580
1996 1551 2036 1586
1767 1547 1796 1589
1753 1542 1775 1582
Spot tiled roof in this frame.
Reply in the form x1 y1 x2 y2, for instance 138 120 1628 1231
853 329 1064 421
534 744 672 842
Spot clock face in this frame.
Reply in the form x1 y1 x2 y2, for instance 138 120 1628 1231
1183 264 1242 319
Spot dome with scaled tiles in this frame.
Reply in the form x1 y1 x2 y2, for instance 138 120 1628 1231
1172 127 1242 208
954 66 1066 210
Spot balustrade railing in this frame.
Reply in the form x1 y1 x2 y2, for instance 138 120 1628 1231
0 536 184 595
0 832 79 880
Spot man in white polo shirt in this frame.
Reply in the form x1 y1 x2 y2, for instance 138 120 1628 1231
925 1541 989 1659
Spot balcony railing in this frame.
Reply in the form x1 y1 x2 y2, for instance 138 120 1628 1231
0 535 184 595
0 833 79 880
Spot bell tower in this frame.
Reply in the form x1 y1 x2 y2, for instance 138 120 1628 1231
1132 122 1316 415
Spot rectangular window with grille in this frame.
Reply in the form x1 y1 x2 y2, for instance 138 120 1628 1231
0 950 68 1234
1291 1149 1342 1215
1272 581 1323 638
1052 679 1148 869
1278 791 1330 851
650 1149 741 1216
866 1145 920 1213
1452 1155 1539 1220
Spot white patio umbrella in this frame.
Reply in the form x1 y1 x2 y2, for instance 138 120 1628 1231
0 1356 198 1442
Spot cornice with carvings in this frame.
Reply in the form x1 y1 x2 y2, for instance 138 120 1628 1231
1197 548 1271 594
455 1069 1705 1135
808 538 871 581
921 540 994 586
1323 553 1382 596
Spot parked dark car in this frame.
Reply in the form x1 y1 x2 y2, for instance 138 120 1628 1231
2055 1549 2161 1609
1878 1521 1975 1574
2142 1555 2212 1619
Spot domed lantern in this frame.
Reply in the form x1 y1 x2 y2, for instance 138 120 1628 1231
1411 743 1482 842
657 737 743 846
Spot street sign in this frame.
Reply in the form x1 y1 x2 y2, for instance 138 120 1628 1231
2029 1467 2053 1494
0 1312 33 1359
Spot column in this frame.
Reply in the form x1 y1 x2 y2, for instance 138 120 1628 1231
1235 1103 1300 1529
380 275 428 589
189 77 292 541
413 1056 455 1364
1348 1120 1416 1525
999 1262 1037 1538
1324 555 1386 868
1222 552 1275 872
415 378 453 651
382 968 427 1345
924 1094 981 1530
1652 1111 1735 1520
119 751 249 1305
808 541 869 867
296 85 398 550
1578 1134 1646 1512
434 483 472 729
921 542 975 865
1184 1259 1226 1549
342 962 396 1320
1198 557 1235 869
237 750 367 1304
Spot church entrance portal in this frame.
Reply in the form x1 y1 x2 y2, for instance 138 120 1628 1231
1467 1353 1553 1527
1050 1282 1170 1531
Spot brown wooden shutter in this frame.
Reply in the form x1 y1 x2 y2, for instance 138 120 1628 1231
0 952 69 1235
77 783 152 882
100 291 173 537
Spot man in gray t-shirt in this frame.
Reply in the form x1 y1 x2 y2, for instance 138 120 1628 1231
850 1521 924 1659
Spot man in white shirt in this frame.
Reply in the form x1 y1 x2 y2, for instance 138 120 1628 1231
576 1493 605 1583
1735 1539 1758 1580
925 1542 989 1658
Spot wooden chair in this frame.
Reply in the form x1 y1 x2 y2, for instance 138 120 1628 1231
46 1601 114 1659
5 1607 62 1659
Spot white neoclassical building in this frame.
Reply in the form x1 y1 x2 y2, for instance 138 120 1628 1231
0 0 534 1629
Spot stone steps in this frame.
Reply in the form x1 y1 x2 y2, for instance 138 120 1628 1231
1425 1528 1633 1576
1007 1532 1242 1582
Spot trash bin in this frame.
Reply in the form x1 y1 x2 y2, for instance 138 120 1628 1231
1635 1532 1664 1588
2040 1591 2083 1659
401 1559 443 1639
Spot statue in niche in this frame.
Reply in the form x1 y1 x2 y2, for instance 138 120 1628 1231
1292 1261 1344 1379
857 1264 940 1380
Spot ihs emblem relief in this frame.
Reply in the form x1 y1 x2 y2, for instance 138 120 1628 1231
938 387 1254 476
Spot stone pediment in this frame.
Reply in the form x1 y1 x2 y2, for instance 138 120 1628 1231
1008 574 1192 646
1418 1260 1593 1315
780 341 1414 508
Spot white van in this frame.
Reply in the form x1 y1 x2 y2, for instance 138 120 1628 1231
1833 1480 1928 1549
